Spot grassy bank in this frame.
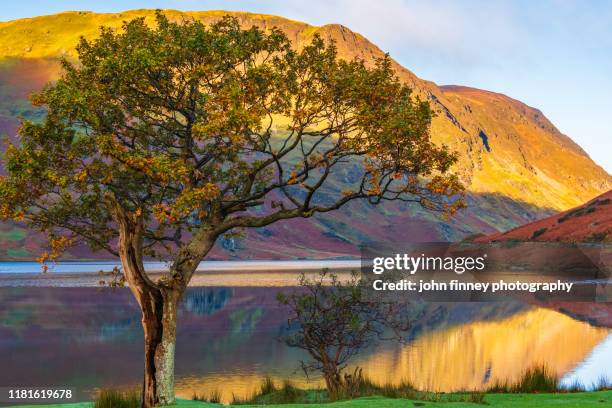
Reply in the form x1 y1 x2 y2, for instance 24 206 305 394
12 367 611 408
9 391 612 408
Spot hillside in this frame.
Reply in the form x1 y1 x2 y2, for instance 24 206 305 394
478 189 612 243
0 9 610 260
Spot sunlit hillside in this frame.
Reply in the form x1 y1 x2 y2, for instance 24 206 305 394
0 10 610 259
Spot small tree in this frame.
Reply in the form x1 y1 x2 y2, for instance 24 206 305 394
277 271 409 397
0 12 462 407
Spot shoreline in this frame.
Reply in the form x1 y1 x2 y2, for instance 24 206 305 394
0 269 358 288
0 259 361 287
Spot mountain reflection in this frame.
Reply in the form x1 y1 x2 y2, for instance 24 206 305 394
0 286 609 403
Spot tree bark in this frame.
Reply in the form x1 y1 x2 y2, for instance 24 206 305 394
105 193 214 407
323 364 342 399
105 195 178 407
140 287 179 408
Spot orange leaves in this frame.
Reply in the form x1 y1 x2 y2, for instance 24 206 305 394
101 172 114 184
366 185 382 196
50 235 75 254
0 176 25 221
74 169 89 183
287 171 299 185
152 203 173 224
11 210 25 222
36 253 51 273
97 134 192 186
153 183 220 223
0 204 22 221
38 235 76 273
426 174 464 197
43 170 66 187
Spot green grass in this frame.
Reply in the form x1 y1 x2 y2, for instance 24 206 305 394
5 247 31 258
487 365 558 393
8 392 612 407
92 389 140 408
10 369 611 408
192 389 222 404
231 378 326 405
0 227 27 241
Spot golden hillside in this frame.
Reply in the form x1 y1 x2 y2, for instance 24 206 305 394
0 9 610 211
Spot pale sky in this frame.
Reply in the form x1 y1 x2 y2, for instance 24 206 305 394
2 0 611 173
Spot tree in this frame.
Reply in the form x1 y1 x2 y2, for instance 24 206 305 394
277 271 409 398
0 12 463 407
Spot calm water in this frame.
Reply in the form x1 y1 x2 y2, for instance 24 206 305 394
1 280 611 404
0 260 361 274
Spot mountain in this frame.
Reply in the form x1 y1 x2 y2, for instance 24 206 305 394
0 10 610 260
477 189 611 243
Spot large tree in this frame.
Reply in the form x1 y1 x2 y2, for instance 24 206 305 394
0 12 462 407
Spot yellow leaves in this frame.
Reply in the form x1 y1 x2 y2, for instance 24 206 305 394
367 185 382 196
38 235 76 273
153 204 173 224
438 200 467 221
50 235 75 254
97 135 191 185
11 210 25 222
37 253 51 273
0 177 26 221
0 205 10 221
153 183 220 223
0 205 22 222
102 172 114 184
74 169 88 183
288 171 299 185
426 174 465 197
44 170 68 187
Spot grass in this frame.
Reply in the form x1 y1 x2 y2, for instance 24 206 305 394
229 376 486 405
562 375 612 393
192 389 221 404
5 247 31 258
221 367 612 405
487 366 557 393
0 227 27 241
531 227 547 239
557 196 609 224
93 389 140 408
10 369 612 408
8 392 612 407
231 378 326 405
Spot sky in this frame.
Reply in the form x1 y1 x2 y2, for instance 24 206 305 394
1 0 611 173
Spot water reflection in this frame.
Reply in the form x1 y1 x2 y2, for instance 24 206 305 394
0 286 609 403
359 308 609 391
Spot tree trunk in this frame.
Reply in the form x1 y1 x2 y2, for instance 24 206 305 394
323 365 342 399
104 193 213 407
108 200 181 407
140 287 179 408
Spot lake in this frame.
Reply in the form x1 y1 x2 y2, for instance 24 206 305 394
0 260 362 274
0 266 611 404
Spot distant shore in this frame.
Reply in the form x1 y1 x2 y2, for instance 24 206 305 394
0 259 360 287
